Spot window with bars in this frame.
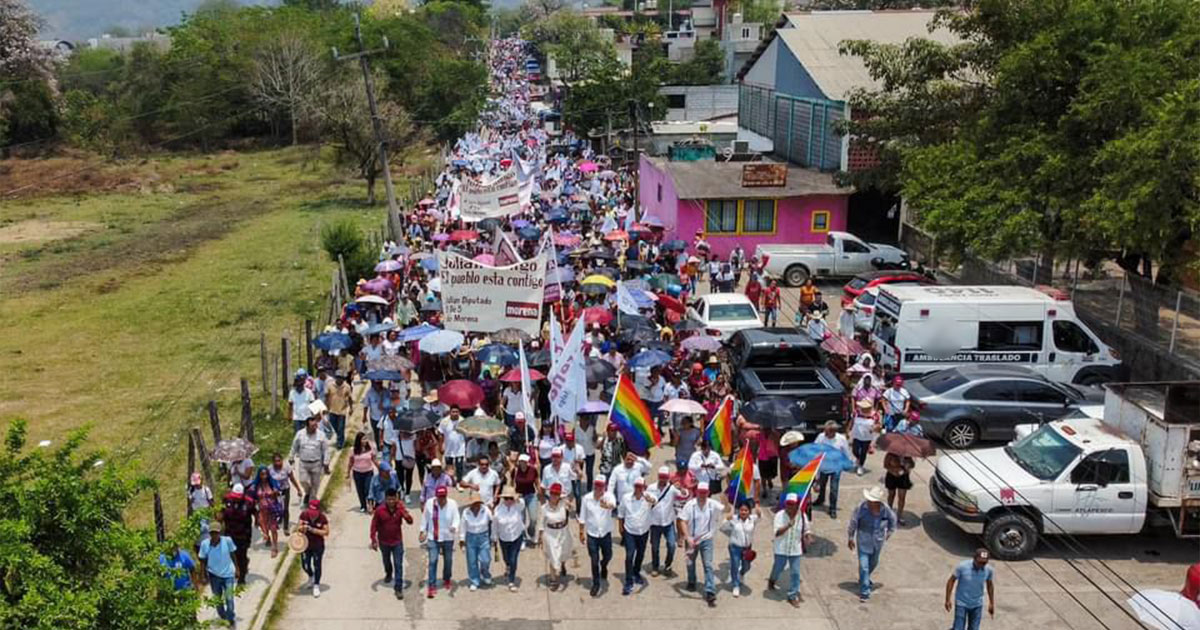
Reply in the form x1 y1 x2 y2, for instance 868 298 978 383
705 200 738 233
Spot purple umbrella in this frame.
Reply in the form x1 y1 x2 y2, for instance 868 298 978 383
681 335 722 353
432 233 450 242
641 215 665 228
512 219 531 228
375 260 402 273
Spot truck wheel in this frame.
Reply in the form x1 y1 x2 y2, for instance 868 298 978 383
784 265 809 287
984 513 1039 561
944 420 979 449
1075 371 1110 386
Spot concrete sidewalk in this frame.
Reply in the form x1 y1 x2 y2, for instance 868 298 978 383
269 444 1177 630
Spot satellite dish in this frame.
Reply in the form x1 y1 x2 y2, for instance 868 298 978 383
721 146 734 160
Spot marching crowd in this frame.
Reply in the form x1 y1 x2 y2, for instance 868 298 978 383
177 37 998 630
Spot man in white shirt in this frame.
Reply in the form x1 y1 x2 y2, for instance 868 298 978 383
492 488 527 591
577 479 617 597
638 368 666 427
812 421 854 519
608 451 651 509
678 485 723 606
687 442 727 495
647 466 681 577
562 431 586 508
458 493 494 590
288 371 316 433
439 406 467 480
575 416 597 486
540 448 574 504
459 455 502 506
617 478 656 595
769 493 813 607
419 486 460 598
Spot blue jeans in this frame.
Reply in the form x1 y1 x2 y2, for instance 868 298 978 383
815 472 841 515
686 538 715 595
728 543 753 589
380 544 404 591
766 307 779 327
587 534 613 582
769 553 803 599
521 493 539 539
499 535 523 582
465 531 492 586
650 524 676 571
329 413 346 448
623 532 648 587
427 540 453 586
953 605 983 630
208 573 235 623
858 547 882 598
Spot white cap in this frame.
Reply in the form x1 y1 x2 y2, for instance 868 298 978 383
551 446 564 456
515 411 525 420
430 458 443 468
785 492 800 505
518 454 531 462
658 466 671 476
232 483 245 494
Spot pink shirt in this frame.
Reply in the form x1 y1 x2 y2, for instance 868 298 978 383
758 438 779 460
351 450 376 473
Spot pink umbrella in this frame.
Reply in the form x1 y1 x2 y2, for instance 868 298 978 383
554 233 582 247
583 306 613 326
450 229 480 242
578 161 598 173
432 233 450 242
820 333 865 357
474 253 496 265
661 399 708 415
438 379 484 409
418 198 435 206
604 230 629 241
499 368 546 382
681 335 722 353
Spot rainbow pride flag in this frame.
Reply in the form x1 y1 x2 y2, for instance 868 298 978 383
704 395 735 457
778 453 826 510
726 441 755 507
608 372 661 455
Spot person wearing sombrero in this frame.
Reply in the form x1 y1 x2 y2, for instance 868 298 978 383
847 485 898 602
849 398 880 476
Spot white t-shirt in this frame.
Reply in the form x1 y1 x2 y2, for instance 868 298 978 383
462 468 501 504
503 389 524 416
618 494 655 536
288 388 315 421
440 417 466 458
851 416 877 442
882 387 911 416
679 498 723 542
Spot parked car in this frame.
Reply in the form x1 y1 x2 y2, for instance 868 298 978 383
724 328 844 433
932 381 1200 560
686 293 762 336
841 269 935 307
755 232 908 287
908 364 1104 448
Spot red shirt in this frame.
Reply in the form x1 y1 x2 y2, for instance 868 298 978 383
370 503 413 546
763 286 781 308
299 508 329 550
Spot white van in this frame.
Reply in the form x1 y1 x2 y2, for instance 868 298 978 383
871 285 1121 385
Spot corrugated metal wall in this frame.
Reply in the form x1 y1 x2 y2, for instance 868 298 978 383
738 83 842 172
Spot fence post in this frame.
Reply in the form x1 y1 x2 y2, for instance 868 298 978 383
271 354 279 417
281 337 291 394
191 428 215 492
1115 275 1127 327
260 333 269 395
207 401 222 444
186 433 197 517
153 491 166 543
305 319 314 375
338 254 351 302
240 378 253 442
1170 290 1183 353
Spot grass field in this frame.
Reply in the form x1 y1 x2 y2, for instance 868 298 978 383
0 146 430 524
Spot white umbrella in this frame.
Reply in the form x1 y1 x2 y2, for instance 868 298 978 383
1128 590 1200 630
429 277 442 293
419 329 465 355
661 399 708 415
355 294 389 305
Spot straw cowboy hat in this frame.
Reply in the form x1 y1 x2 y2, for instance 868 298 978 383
287 530 309 553
780 430 806 447
856 398 875 411
424 390 439 403
863 486 886 503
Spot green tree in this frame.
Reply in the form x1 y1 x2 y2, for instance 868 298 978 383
522 10 615 86
669 37 723 85
0 420 202 630
0 0 58 151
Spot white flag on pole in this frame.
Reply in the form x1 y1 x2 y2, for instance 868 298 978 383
615 280 641 316
549 317 586 423
518 341 536 424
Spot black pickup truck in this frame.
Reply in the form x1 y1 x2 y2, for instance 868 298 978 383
725 328 845 433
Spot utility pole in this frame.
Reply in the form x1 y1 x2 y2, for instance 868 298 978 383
334 14 402 241
628 99 640 214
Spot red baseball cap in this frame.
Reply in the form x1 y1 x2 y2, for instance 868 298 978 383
435 486 448 498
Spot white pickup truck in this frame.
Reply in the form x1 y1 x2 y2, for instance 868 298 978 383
931 381 1200 560
755 232 908 286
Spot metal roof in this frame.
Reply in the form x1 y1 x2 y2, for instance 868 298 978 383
647 157 847 200
736 10 961 101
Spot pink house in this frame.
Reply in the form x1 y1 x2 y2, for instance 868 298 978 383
638 155 851 259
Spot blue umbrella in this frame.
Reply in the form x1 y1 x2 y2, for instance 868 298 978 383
628 349 672 369
400 322 439 342
547 266 575 284
312 332 353 351
548 209 569 223
512 219 532 228
625 278 651 292
476 343 519 366
364 322 396 336
788 443 856 474
419 329 465 354
421 257 439 271
517 226 542 240
363 370 407 381
631 289 656 309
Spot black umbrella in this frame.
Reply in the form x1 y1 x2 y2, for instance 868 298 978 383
626 260 651 272
527 348 552 368
580 283 610 296
741 396 805 430
674 319 707 332
618 326 659 346
592 266 620 280
585 358 616 385
642 340 674 354
421 299 442 312
478 218 502 232
591 250 617 262
663 239 687 251
395 408 438 433
616 313 652 331
492 327 533 344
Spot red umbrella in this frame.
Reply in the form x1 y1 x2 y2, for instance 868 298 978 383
876 433 936 458
820 333 866 357
657 294 686 314
583 306 614 326
449 229 480 242
418 198 435 206
604 229 629 241
500 368 546 382
438 379 484 409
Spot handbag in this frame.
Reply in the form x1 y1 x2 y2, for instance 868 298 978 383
741 548 757 563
